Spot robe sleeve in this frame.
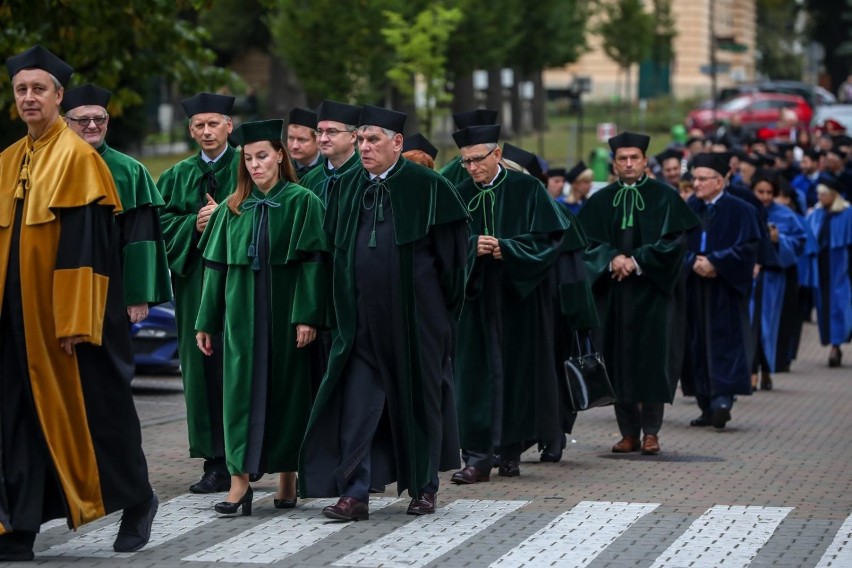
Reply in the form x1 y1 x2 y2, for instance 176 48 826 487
291 196 333 329
430 218 469 320
158 169 201 278
497 231 566 299
53 204 113 345
631 232 690 294
117 204 173 306
555 248 599 330
706 240 759 297
464 234 486 300
195 206 228 334
582 239 621 285
775 220 806 268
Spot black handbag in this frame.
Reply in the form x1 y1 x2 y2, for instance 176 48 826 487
563 331 615 411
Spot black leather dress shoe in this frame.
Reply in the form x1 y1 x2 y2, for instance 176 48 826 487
712 407 731 429
190 471 231 493
498 461 520 477
113 494 159 553
540 451 562 463
322 497 369 521
690 413 713 427
407 493 437 515
450 466 490 484
274 496 298 509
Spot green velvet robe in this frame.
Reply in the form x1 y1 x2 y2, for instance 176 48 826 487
299 157 469 499
97 143 172 307
454 168 582 449
196 181 330 474
439 155 468 187
577 175 700 404
157 147 239 458
299 150 360 205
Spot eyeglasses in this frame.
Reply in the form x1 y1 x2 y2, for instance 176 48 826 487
315 128 348 138
460 148 496 167
66 115 108 126
692 175 722 184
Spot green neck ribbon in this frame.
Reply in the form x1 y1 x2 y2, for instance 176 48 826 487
468 169 506 236
241 183 286 270
612 174 648 229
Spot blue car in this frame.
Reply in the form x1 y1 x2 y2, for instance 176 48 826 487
130 301 180 373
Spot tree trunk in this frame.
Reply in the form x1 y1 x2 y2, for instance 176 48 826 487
531 69 546 133
486 68 504 130
267 55 305 117
510 68 524 139
451 71 476 114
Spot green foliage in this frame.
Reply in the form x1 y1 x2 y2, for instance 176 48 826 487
0 0 237 117
756 0 804 80
445 0 525 75
509 0 589 72
199 0 271 61
381 4 463 135
264 0 400 104
805 0 852 90
594 0 654 71
650 0 677 66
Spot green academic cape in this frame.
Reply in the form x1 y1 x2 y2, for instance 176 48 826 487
439 155 468 187
196 181 330 474
98 143 171 307
299 150 360 205
157 147 239 458
454 168 581 449
577 175 700 404
299 158 469 499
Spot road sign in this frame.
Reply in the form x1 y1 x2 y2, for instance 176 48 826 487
699 63 731 75
597 122 617 142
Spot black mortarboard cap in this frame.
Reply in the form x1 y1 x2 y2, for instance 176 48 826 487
565 161 589 183
547 168 567 178
452 125 501 148
316 99 361 125
181 92 235 118
740 153 762 167
358 104 406 133
756 152 777 167
234 119 284 145
804 148 823 161
452 108 499 130
692 152 730 176
403 133 438 160
817 174 842 192
686 136 705 147
288 107 317 129
61 84 111 112
6 45 73 86
655 148 682 164
832 134 852 147
501 143 543 177
608 131 651 153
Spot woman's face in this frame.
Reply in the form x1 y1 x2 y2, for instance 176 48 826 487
818 189 836 208
243 141 283 191
753 180 775 207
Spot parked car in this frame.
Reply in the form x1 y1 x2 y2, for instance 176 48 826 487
131 301 180 373
717 80 820 109
812 104 852 134
685 92 813 135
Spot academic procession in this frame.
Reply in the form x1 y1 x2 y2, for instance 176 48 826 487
0 44 851 567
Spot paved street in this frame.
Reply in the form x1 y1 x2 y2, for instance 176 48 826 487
18 321 852 567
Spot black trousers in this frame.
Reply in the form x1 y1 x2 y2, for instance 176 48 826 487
614 402 664 438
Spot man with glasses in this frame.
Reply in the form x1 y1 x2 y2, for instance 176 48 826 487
157 92 239 495
683 153 761 429
62 84 172 325
439 108 499 187
301 105 469 520
299 99 361 205
577 132 699 455
0 45 157 560
287 107 322 179
450 125 577 483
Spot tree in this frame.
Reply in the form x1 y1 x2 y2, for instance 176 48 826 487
381 4 464 137
0 0 236 148
594 0 654 111
265 0 402 105
756 0 805 80
805 0 852 92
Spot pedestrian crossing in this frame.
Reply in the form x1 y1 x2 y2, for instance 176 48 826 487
36 493 852 566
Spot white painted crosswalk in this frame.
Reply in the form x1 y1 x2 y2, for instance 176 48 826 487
35 493 850 566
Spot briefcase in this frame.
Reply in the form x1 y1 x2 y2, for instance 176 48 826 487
563 331 615 411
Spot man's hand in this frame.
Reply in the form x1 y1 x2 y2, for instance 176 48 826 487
769 225 779 244
610 254 636 281
753 263 761 279
196 331 213 356
295 324 316 348
196 194 217 233
693 255 718 278
59 335 86 355
127 303 149 323
477 235 497 257
491 238 503 260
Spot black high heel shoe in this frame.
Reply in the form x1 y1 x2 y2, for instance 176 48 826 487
274 496 298 509
214 486 253 516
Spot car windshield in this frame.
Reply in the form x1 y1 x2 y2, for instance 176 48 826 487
721 97 753 112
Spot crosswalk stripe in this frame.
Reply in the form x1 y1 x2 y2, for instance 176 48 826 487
489 501 659 568
332 499 528 568
40 491 272 558
39 519 68 532
182 497 403 564
650 505 793 567
815 512 852 567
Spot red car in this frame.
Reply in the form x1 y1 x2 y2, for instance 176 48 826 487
685 92 813 135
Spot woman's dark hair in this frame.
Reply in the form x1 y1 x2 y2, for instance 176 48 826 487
751 169 802 214
228 140 298 214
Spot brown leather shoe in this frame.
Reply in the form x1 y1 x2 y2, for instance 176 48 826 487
450 466 490 484
321 497 369 521
611 436 640 453
406 493 436 515
641 434 661 455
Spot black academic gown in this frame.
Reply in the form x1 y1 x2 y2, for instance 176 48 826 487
684 193 761 400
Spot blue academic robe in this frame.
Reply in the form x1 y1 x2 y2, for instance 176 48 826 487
791 173 818 210
751 203 806 371
685 193 762 398
806 207 852 346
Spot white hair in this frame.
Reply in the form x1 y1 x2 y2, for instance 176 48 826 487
357 125 398 139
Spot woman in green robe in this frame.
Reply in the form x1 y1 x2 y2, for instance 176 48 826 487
195 120 331 515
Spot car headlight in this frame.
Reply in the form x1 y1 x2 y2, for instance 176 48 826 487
135 329 169 338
